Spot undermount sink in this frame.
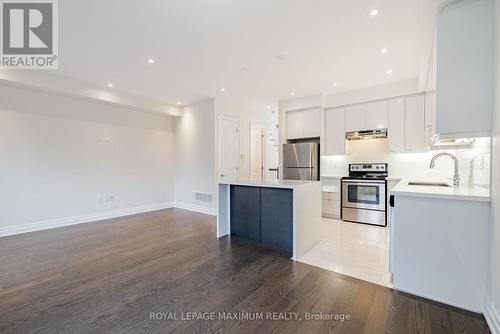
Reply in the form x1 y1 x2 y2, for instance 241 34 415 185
408 181 451 187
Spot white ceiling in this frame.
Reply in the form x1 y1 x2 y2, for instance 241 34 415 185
56 0 424 111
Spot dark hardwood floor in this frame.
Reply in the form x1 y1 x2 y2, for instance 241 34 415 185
0 208 491 334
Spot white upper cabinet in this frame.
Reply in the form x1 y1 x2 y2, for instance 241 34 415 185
286 111 303 139
405 95 426 153
436 0 494 138
345 101 387 131
388 98 405 153
324 107 345 155
344 104 366 132
365 100 388 130
302 108 321 138
387 95 427 153
285 108 321 140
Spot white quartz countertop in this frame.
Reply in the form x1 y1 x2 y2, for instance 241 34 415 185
390 178 491 202
218 178 319 189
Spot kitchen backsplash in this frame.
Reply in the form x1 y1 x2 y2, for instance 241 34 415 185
321 137 491 187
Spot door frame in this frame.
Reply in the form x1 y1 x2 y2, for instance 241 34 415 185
218 115 240 179
249 122 267 181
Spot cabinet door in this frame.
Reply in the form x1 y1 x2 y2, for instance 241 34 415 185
286 111 303 140
365 100 388 129
405 95 426 153
344 104 366 131
436 0 493 137
260 188 293 253
425 92 437 146
324 107 345 155
388 98 405 153
301 108 321 138
230 186 261 241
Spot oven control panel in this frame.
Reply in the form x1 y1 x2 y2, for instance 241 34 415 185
349 163 387 172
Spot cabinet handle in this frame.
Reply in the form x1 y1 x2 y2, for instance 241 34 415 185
389 195 395 207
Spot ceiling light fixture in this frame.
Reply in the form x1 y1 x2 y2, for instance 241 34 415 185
177 102 182 105
290 92 295 96
107 83 114 88
370 8 379 16
220 88 225 92
267 105 272 109
387 69 393 75
381 48 388 54
332 82 337 87
147 58 155 64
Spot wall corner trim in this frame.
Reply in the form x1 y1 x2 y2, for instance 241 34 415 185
0 202 173 238
172 202 217 216
484 297 500 334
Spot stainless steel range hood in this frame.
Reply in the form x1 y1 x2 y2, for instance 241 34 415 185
346 129 387 140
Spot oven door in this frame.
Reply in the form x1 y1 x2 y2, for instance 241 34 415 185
342 180 386 211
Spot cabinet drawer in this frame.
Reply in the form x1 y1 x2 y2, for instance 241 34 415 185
322 199 340 216
322 192 340 201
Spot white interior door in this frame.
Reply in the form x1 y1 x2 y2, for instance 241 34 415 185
219 117 239 179
250 124 265 182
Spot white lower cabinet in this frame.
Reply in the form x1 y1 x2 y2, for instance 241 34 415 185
321 177 341 219
391 195 489 312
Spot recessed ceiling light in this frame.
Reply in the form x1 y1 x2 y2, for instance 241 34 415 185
147 58 155 64
387 69 393 75
370 8 379 16
290 92 295 96
332 82 337 87
381 48 388 54
177 102 182 105
107 82 114 88
220 88 225 92
267 105 272 109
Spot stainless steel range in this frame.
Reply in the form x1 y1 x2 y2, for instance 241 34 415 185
341 163 388 227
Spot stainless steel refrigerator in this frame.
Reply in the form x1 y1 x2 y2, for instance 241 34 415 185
283 143 319 181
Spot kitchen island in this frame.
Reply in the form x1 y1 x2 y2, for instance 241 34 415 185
389 179 491 312
217 178 321 259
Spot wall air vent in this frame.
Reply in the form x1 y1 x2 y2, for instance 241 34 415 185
194 191 213 203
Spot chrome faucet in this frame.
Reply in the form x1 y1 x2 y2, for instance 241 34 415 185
429 153 460 186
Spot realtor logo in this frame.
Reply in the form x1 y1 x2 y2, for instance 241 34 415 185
0 0 58 69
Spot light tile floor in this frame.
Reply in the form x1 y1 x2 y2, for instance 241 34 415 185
298 218 392 287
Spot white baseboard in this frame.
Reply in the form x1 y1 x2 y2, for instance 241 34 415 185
172 202 217 216
0 202 173 238
484 297 500 334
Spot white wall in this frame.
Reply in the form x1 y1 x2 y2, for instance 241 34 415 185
487 0 500 329
322 138 491 186
0 82 175 233
325 78 420 108
173 99 216 213
215 97 270 179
